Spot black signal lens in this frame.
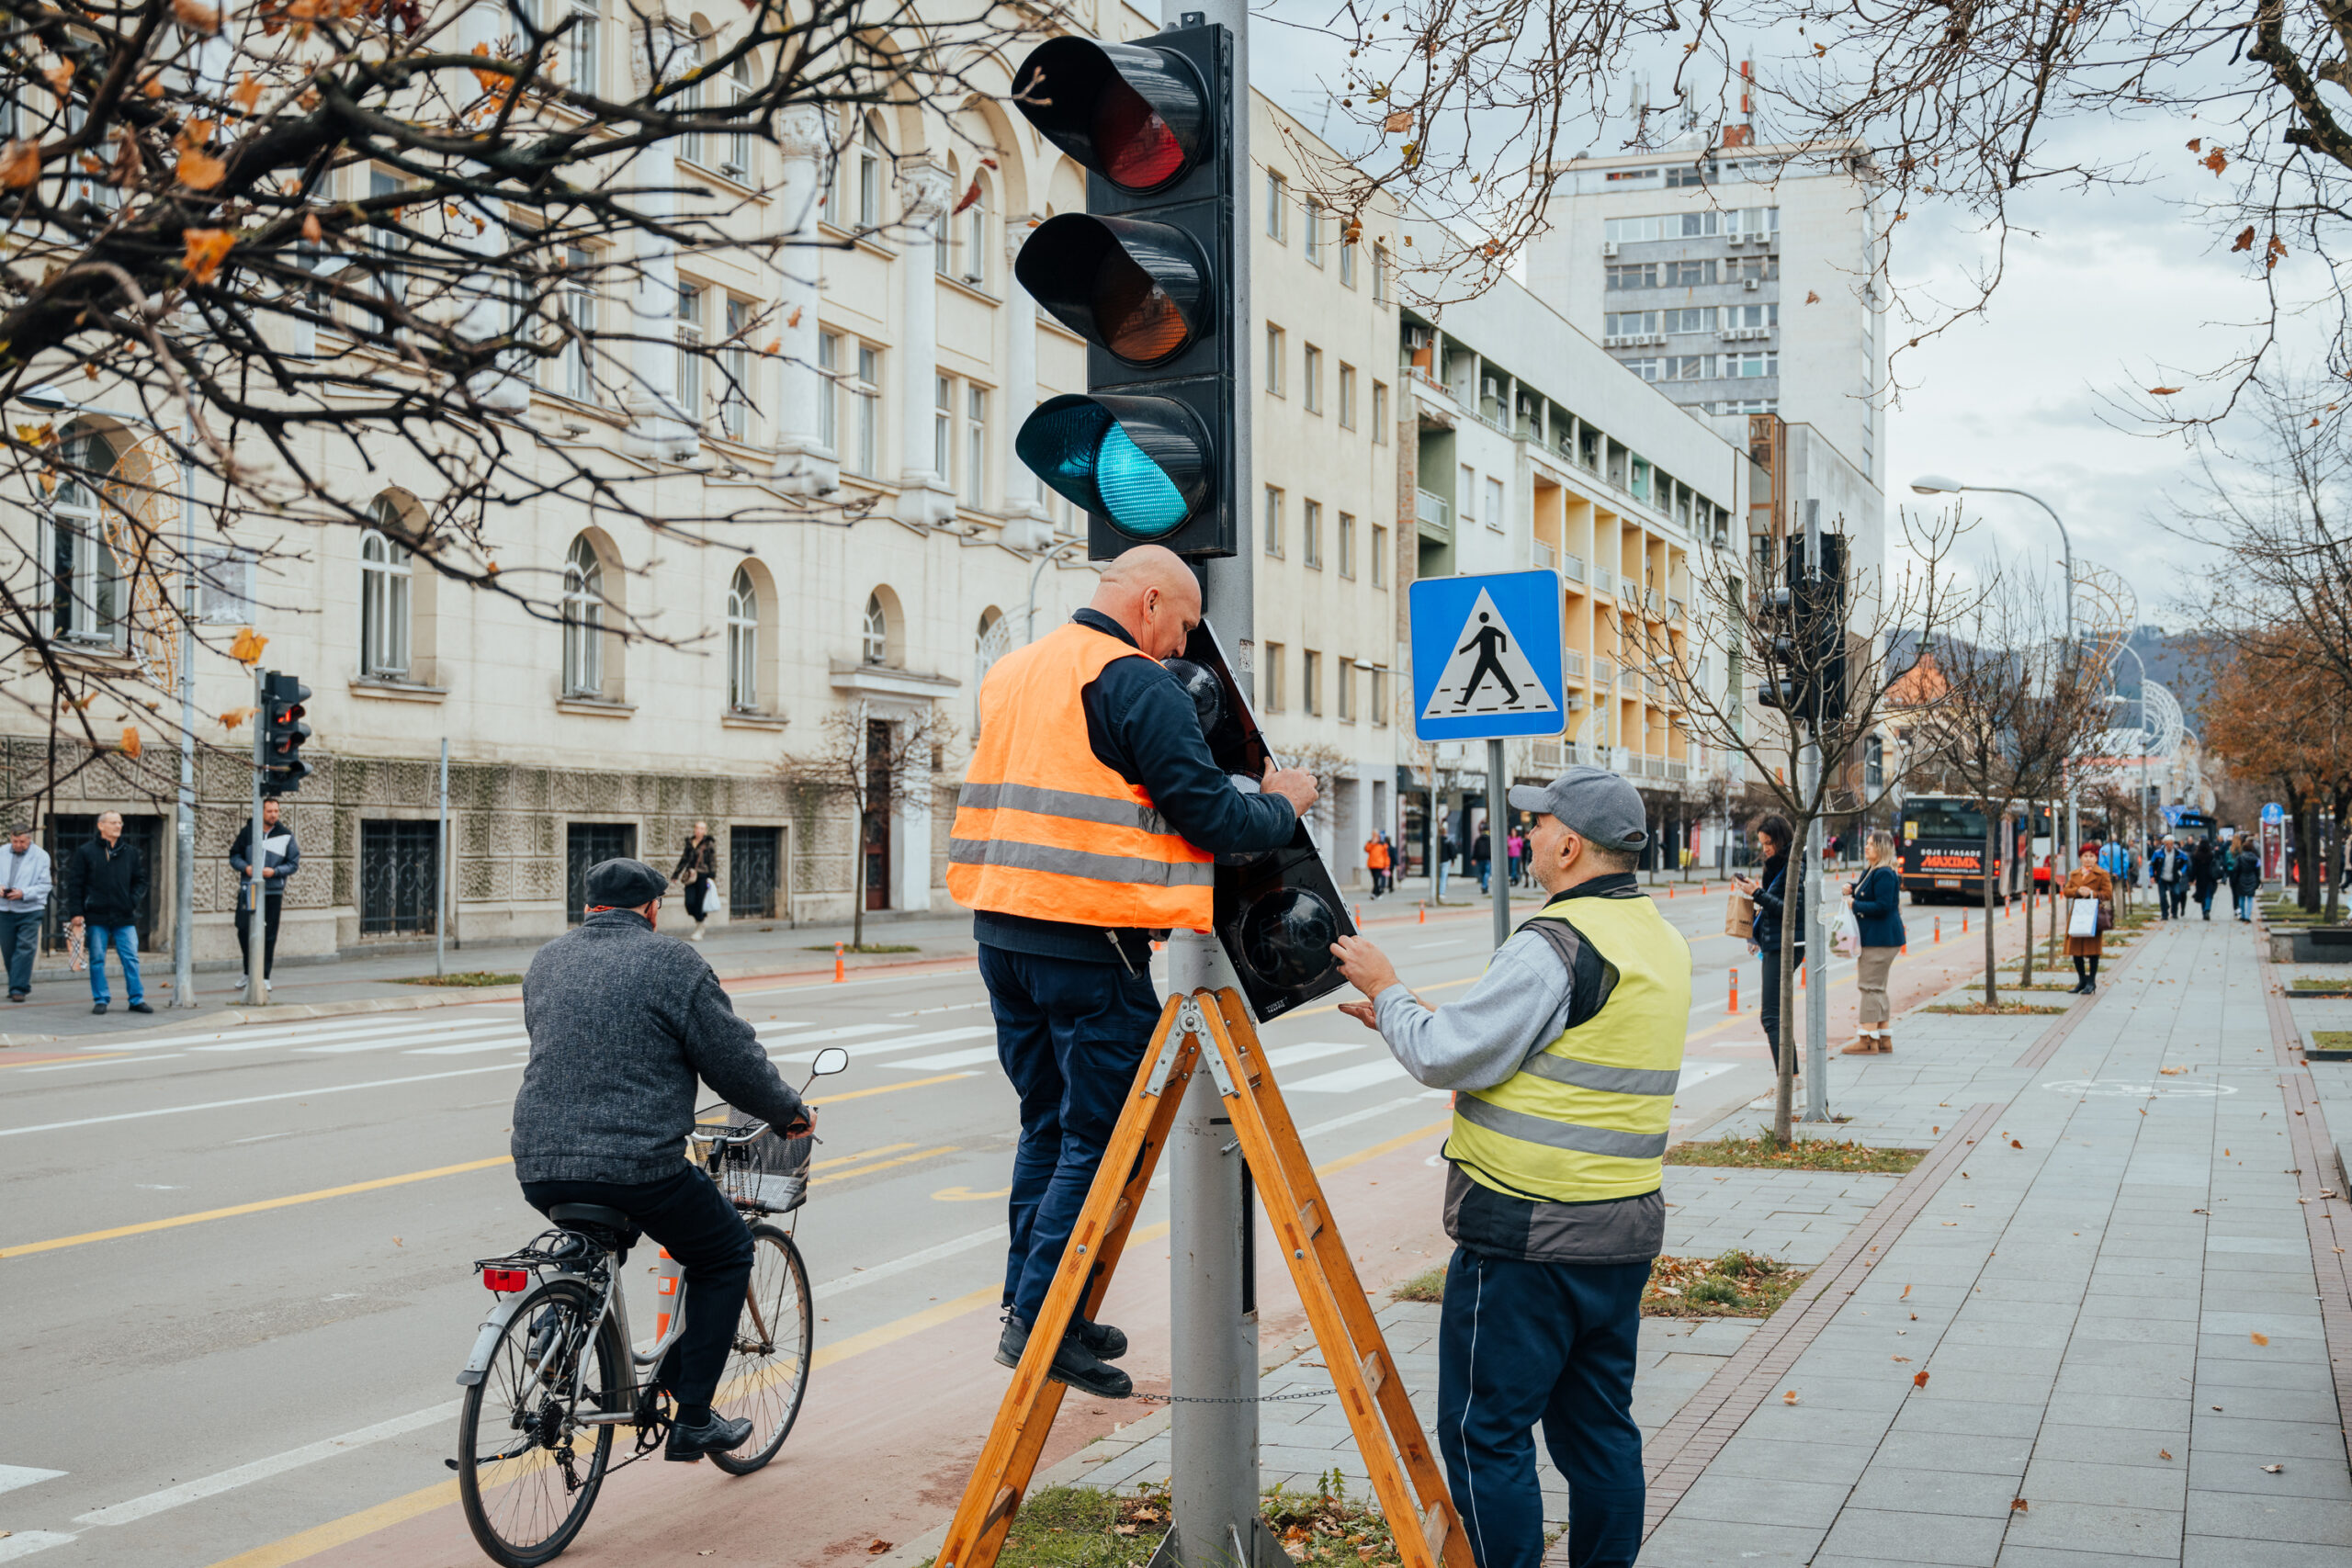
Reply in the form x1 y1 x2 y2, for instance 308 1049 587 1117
1016 215 1208 367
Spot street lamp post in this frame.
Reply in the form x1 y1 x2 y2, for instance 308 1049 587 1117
21 385 202 1009
1911 474 2082 872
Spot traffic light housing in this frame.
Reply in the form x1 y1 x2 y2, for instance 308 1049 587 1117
1753 534 1849 726
261 671 311 795
1009 28 1237 558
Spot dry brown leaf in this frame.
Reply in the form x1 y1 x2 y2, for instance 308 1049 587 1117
182 228 233 282
120 727 142 760
234 73 264 112
2232 225 2256 253
951 176 982 216
2264 1464 2284 1473
2159 1449 2173 1460
2147 386 2182 396
1912 1371 1930 1388
2187 137 2203 152
2010 1497 2029 1513
0 141 40 189
1892 1355 1911 1362
2203 147 2228 175
2267 233 2289 271
301 211 323 243
42 61 73 96
176 148 226 190
1901 1283 1913 1299
2010 1138 2023 1148
392 1235 404 1246
785 305 801 328
228 626 268 665
1383 108 1414 133
220 706 254 730
865 1542 892 1556
141 73 165 98
173 0 222 31
1782 1390 1799 1404
2251 1332 2269 1346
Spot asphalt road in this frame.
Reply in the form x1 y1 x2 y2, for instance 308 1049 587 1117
0 885 1984 1568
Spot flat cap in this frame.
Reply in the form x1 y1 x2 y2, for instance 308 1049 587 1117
1508 766 1649 852
583 857 668 909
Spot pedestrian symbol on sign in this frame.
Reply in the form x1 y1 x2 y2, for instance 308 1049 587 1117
1420 590 1558 721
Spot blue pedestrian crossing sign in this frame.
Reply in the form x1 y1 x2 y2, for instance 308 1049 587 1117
1408 570 1566 741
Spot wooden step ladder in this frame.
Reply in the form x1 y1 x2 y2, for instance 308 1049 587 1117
935 987 1471 1568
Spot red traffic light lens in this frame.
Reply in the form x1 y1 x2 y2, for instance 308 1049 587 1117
1012 39 1207 196
1096 81 1185 191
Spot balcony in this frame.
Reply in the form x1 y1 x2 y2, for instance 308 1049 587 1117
1594 659 1617 686
1562 553 1586 583
1667 759 1690 782
1563 649 1586 677
1533 539 1556 570
1415 488 1451 540
1668 596 1685 621
1621 574 1644 600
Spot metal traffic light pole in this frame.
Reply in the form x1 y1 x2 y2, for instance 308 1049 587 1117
245 667 268 1007
1800 502 1829 1121
1157 4 1271 1563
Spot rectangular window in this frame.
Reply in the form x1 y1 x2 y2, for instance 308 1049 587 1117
366 168 406 317
1302 649 1320 716
1302 344 1322 412
726 62 752 177
1265 325 1284 393
1263 642 1285 711
1338 363 1356 428
1458 464 1476 527
1663 259 1716 287
1262 485 1283 556
1370 665 1387 726
676 33 706 167
964 385 988 506
1486 476 1505 532
1304 198 1324 265
1340 235 1356 288
720 296 752 439
1338 657 1354 721
856 118 883 229
557 244 596 400
934 374 954 482
1266 172 1288 241
196 546 256 624
852 344 881 476
1604 264 1657 291
1303 500 1322 569
964 193 989 286
675 282 704 422
1371 524 1387 587
817 332 840 452
563 0 599 96
1371 381 1387 443
1338 512 1356 578
1373 244 1389 302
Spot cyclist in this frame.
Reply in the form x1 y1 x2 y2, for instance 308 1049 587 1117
510 857 812 1461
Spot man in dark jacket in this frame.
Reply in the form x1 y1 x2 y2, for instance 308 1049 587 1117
227 796 301 992
65 812 150 1015
2150 835 2188 919
511 857 809 1461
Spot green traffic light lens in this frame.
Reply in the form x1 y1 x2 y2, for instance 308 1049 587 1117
1094 421 1188 537
1016 399 1190 539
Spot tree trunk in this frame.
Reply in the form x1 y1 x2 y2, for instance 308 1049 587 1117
2021 856 2036 988
2330 791 2348 926
1982 810 2000 1008
2300 803 2324 912
851 788 867 952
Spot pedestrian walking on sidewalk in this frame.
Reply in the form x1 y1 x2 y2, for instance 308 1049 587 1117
2061 846 2114 993
948 546 1314 1403
2229 840 2262 921
228 797 301 991
673 820 718 942
1474 823 1493 894
1842 829 1905 1055
64 811 149 1015
2190 839 2219 920
1734 815 1802 1077
0 823 51 1003
1329 765 1688 1568
2151 835 2188 919
1364 832 1391 897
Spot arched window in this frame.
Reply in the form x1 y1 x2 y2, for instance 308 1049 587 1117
973 607 1012 736
50 429 123 645
359 500 413 678
857 116 886 229
562 535 605 696
727 565 760 710
861 592 888 665
726 54 754 178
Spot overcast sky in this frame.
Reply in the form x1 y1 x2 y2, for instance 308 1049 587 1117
1240 2 2334 633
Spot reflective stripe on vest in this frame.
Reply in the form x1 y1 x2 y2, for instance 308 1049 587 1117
945 621 1215 930
1447 889 1692 1203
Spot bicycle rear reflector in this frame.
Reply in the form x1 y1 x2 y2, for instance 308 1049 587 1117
1016 393 1209 541
481 1268 529 1293
1012 39 1209 195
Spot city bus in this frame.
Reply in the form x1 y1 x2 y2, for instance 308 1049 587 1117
1898 796 2046 905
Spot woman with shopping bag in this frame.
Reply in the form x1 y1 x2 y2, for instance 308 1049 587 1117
2060 846 2114 994
1841 830 1907 1054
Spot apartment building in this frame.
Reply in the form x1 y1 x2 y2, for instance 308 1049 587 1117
2 2 1398 965
1393 235 1746 874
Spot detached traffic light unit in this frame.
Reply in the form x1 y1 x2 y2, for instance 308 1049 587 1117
260 671 311 794
1010 27 1238 558
1754 533 1849 727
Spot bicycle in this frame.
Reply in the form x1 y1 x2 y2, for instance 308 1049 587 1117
450 1045 850 1567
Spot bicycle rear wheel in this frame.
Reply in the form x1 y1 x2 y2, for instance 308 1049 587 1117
709 1224 813 1474
458 1277 624 1567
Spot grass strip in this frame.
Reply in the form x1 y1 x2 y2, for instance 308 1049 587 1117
801 942 922 953
2310 1032 2352 1052
1395 1251 1814 1323
1667 1134 1925 1173
1924 1000 2071 1015
392 971 521 987
951 1483 1402 1568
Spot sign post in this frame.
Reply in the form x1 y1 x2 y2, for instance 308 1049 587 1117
1409 571 1566 951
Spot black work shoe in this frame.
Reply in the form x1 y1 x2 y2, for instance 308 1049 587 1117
1071 1315 1128 1361
7 991 23 1003
664 1412 752 1461
995 1316 1134 1399
91 1002 106 1015
127 1001 153 1014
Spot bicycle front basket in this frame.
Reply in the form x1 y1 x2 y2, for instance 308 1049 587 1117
714 1125 813 1214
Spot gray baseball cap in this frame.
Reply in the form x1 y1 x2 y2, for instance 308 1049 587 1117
1508 766 1649 852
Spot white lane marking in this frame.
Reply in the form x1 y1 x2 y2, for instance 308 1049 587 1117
20 1054 185 1072
0 1532 76 1560
1262 1042 1364 1069
1295 1095 1430 1140
1406 938 1473 952
297 1022 520 1055
0 1465 66 1496
775 1023 995 1064
162 1014 512 1054
890 1044 1001 1071
888 1000 991 1019
763 1022 902 1056
0 1064 523 1139
811 1225 1007 1300
405 1035 531 1056
1288 1059 1412 1094
73 1404 456 1528
749 1020 814 1033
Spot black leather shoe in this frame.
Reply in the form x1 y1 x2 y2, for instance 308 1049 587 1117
91 1002 106 1015
664 1412 752 1461
128 1001 153 1014
7 991 23 1002
1071 1315 1128 1361
995 1316 1134 1399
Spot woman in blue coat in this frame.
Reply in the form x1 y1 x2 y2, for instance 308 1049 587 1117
1843 829 1906 1054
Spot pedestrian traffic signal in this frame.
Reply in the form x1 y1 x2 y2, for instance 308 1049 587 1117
1009 26 1237 558
261 671 311 795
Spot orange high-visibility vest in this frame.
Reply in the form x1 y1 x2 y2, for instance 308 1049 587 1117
947 622 1215 930
1365 839 1390 870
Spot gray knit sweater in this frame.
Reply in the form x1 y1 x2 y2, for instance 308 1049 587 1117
511 909 806 1183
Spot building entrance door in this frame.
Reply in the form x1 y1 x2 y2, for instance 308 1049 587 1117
864 719 891 911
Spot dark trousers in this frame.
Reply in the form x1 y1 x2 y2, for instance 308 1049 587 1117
1438 1247 1647 1568
1758 948 1801 1071
978 942 1158 1325
684 878 714 923
2158 880 2185 918
236 896 284 977
2195 885 2216 919
521 1165 752 1407
0 908 39 994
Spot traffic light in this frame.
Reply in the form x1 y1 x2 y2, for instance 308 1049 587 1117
1754 583 1806 715
260 671 311 795
1804 534 1850 725
1753 535 1849 726
1008 28 1237 558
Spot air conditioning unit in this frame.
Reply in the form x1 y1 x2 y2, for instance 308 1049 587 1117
1483 377 1500 400
1602 241 1620 257
1565 694 1586 711
1744 278 1761 291
1646 333 1668 346
1403 325 1432 352
1726 233 1747 246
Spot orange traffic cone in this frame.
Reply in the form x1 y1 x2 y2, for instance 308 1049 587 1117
1419 902 1427 925
833 941 845 983
1727 967 1739 1014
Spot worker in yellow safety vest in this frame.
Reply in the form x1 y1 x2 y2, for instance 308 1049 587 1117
1329 765 1690 1568
949 544 1317 1399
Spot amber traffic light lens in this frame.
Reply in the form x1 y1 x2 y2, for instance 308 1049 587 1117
1097 254 1189 363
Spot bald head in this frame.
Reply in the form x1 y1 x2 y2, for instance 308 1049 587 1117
1091 546 1202 660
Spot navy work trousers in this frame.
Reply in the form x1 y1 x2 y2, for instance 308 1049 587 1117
521 1164 752 1407
1438 1246 1647 1568
979 942 1159 1326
